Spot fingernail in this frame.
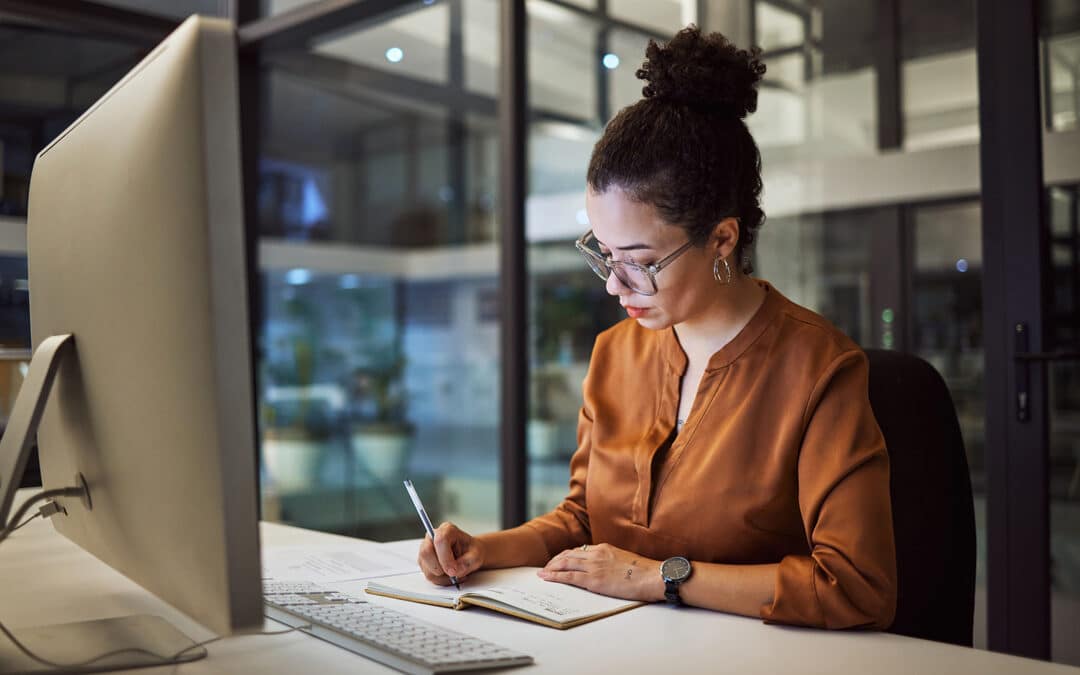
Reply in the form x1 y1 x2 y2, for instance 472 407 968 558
446 567 457 576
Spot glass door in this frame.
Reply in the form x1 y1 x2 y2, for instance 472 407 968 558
979 0 1080 665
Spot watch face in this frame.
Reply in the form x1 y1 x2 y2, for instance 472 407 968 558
661 556 691 582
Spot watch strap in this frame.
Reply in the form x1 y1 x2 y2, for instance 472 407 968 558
664 579 683 605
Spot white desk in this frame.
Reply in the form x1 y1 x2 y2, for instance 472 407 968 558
1 490 1076 675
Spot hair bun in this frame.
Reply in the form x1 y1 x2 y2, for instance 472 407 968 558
636 25 766 119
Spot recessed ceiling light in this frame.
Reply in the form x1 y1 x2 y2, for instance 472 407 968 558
286 268 312 285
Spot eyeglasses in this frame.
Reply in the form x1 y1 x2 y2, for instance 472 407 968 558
574 230 694 296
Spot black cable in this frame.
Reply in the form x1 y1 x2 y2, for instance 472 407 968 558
0 617 311 673
0 487 84 546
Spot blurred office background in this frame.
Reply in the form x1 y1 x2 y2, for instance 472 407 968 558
0 0 1078 666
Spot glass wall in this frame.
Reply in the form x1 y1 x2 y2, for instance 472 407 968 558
749 0 877 160
313 2 450 87
908 199 986 642
1044 4 1080 665
261 0 327 17
747 0 981 156
610 0 689 35
755 208 885 348
524 5 654 516
256 1 502 538
1048 183 1080 666
0 25 145 218
529 1 599 122
1043 0 1080 133
900 0 979 151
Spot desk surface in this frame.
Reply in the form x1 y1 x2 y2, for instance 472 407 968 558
1 490 1076 675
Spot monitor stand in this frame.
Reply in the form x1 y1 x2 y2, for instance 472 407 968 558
0 335 79 525
0 334 208 673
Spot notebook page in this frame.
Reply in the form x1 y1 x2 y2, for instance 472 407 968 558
366 571 464 605
367 567 639 623
466 568 639 623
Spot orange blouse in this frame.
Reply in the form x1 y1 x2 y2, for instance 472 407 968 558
494 280 897 629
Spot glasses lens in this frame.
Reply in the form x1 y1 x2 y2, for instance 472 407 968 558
582 252 609 281
612 263 655 295
575 234 656 294
577 235 609 280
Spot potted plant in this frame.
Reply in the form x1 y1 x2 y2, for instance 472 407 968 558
261 401 335 494
529 283 587 461
261 297 335 494
348 351 414 482
528 367 570 460
535 284 591 365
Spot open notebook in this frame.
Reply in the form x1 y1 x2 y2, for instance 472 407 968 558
365 567 644 629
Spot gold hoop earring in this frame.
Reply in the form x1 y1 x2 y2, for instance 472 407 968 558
713 255 733 285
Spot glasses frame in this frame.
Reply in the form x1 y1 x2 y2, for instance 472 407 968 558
574 230 695 296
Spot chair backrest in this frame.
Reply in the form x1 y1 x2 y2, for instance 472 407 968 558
865 349 976 646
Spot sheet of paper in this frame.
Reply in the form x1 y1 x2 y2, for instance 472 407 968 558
263 545 418 583
378 538 424 562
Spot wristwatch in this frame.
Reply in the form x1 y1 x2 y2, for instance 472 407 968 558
660 556 692 605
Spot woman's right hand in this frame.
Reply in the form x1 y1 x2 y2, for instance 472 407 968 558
417 522 486 585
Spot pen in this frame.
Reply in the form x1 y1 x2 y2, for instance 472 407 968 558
404 479 460 590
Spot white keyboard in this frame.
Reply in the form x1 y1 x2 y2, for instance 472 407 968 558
263 580 533 675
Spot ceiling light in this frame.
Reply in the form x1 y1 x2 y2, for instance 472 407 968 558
286 268 312 285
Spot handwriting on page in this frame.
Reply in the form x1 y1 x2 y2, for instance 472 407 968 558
481 588 581 618
515 591 572 616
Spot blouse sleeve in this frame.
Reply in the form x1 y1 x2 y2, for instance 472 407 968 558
760 350 897 630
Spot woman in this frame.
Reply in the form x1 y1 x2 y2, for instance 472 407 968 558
418 26 896 630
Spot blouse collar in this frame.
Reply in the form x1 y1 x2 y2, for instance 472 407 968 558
659 279 784 374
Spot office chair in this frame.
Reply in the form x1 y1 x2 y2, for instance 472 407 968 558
865 349 976 647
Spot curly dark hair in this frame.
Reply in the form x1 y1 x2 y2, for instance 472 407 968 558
586 25 766 274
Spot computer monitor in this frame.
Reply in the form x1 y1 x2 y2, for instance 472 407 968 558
0 14 261 668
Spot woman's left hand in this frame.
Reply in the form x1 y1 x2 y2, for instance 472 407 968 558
538 543 664 602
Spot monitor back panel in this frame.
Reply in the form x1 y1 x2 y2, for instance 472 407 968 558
25 16 261 635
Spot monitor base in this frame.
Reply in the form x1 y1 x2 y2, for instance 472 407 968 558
0 614 207 674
